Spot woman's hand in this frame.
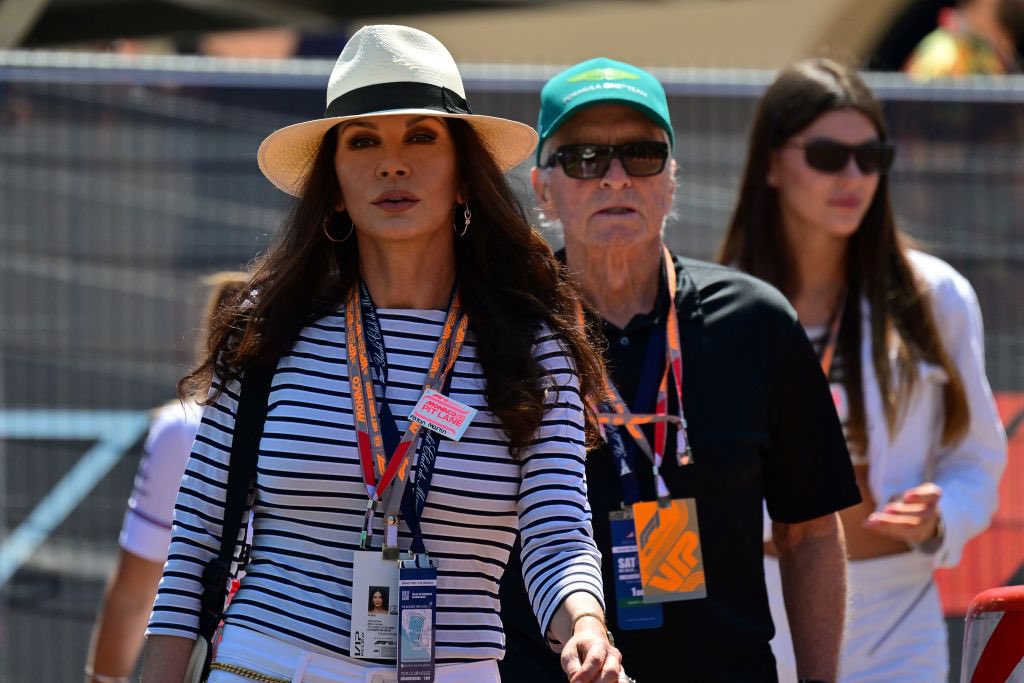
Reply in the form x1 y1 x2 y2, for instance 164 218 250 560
560 615 624 683
864 482 943 547
548 593 625 683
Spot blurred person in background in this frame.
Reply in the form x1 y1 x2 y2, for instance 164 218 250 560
905 0 1024 77
141 25 620 683
499 57 861 683
719 58 1008 682
85 272 249 683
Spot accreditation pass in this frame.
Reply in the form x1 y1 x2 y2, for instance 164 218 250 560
351 551 401 660
409 389 476 441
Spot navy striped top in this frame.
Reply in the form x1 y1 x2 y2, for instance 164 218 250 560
147 307 603 662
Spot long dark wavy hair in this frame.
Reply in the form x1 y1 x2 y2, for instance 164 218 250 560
179 118 604 452
718 58 968 451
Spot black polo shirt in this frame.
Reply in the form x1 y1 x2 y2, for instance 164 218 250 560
499 253 860 682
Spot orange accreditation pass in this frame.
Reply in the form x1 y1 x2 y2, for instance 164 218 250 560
409 389 477 442
633 498 707 603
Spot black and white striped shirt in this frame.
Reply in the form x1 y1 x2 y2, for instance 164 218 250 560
147 308 603 661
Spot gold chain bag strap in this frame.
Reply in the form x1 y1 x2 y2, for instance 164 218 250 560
184 363 275 683
207 662 290 683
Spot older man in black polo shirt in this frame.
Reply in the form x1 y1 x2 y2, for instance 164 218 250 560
498 59 861 683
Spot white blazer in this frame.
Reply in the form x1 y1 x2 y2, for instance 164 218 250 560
859 250 1007 568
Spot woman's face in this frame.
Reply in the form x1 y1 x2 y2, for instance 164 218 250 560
372 591 384 609
334 114 462 247
768 108 882 242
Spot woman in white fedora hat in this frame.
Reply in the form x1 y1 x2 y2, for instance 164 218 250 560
140 24 622 683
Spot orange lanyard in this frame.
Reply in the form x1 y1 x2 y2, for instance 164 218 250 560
818 290 846 378
346 284 468 549
580 247 693 503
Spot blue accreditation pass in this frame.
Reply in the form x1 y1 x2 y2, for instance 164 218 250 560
398 557 438 682
609 509 664 630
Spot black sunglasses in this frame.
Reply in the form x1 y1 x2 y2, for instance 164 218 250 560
545 141 670 179
785 138 895 174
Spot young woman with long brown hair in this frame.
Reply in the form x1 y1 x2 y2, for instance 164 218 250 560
719 58 1006 682
141 25 622 683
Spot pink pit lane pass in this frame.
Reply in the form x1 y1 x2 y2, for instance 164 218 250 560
409 389 477 441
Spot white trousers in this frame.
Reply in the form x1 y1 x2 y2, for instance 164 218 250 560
208 624 500 683
765 552 947 683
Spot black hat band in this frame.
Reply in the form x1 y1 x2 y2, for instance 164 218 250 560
325 82 472 118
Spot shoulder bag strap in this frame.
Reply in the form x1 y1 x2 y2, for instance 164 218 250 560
197 362 274 643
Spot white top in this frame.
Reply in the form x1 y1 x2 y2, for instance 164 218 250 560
859 251 1006 568
764 251 1006 558
120 400 202 563
147 308 603 662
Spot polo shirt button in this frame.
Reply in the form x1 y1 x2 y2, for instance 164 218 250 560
619 336 630 347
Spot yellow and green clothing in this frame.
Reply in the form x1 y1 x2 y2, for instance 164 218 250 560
905 10 1023 77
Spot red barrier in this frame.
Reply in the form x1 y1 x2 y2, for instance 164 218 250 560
961 586 1024 682
937 392 1024 615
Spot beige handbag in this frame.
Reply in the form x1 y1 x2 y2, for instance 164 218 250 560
183 637 209 683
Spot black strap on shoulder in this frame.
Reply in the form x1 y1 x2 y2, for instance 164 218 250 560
197 363 275 643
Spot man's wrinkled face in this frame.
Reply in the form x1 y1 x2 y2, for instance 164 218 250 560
532 105 675 249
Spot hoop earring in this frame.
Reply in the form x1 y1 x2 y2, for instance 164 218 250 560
322 212 354 243
456 203 471 237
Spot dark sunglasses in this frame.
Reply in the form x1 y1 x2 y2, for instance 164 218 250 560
785 138 895 174
545 141 670 179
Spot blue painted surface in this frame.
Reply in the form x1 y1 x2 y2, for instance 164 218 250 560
0 410 150 586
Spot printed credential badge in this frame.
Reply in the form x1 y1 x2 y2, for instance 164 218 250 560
409 389 477 441
398 559 438 682
632 498 707 603
351 551 400 660
609 509 664 630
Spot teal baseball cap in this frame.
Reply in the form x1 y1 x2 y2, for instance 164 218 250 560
536 57 674 164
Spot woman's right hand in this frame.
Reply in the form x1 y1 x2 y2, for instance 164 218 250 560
139 634 194 683
864 482 943 549
560 615 623 683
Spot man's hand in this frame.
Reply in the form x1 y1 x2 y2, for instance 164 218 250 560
560 616 623 683
864 482 943 546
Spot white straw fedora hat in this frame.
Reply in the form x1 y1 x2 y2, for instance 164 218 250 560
257 24 539 197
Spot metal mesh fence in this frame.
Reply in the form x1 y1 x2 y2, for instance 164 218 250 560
0 52 1021 681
